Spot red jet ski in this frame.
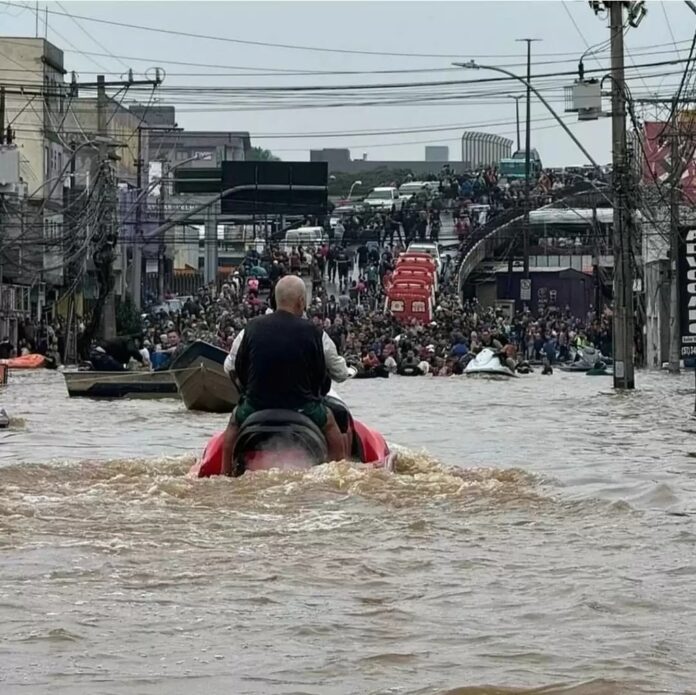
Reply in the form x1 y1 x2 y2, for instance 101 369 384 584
189 391 393 477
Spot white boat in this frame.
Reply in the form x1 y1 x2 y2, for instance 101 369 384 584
464 348 517 378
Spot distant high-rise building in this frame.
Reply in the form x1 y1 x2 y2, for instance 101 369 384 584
425 145 449 162
461 132 513 169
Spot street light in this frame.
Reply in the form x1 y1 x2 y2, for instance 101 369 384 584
453 61 599 169
348 180 362 199
509 95 523 152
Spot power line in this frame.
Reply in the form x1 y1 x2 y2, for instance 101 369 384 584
53 0 130 72
0 1 691 63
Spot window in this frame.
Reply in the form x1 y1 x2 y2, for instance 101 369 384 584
412 301 426 313
44 146 49 178
390 300 404 312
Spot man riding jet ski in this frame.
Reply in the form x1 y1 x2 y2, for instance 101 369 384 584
218 275 362 477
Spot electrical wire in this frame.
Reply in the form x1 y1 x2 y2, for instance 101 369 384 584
53 0 130 72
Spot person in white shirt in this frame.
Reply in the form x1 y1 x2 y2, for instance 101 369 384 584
224 324 355 383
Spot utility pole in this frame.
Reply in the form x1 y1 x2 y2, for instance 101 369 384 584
70 72 162 344
97 74 117 340
158 159 167 302
132 126 144 311
516 38 540 280
609 1 635 389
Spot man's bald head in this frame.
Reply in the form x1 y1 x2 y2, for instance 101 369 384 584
275 275 306 316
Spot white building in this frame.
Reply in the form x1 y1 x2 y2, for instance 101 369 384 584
461 131 513 169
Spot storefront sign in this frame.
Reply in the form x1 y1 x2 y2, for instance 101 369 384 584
520 278 531 301
679 226 696 357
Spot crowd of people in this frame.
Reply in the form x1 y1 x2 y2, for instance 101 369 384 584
1 164 615 375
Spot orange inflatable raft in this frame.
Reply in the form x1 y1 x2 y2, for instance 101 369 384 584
0 354 46 369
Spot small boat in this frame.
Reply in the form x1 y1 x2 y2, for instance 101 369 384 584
0 408 9 429
63 369 178 399
464 348 517 378
170 340 239 413
0 353 46 369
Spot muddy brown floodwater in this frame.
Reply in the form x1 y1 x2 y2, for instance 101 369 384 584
1 369 696 695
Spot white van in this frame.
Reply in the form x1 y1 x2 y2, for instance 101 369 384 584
282 226 326 253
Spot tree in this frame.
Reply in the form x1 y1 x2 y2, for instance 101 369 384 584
116 296 143 336
247 146 281 161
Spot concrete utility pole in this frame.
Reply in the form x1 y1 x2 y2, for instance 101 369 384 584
516 38 541 280
132 125 144 312
97 74 118 340
609 1 635 389
69 72 162 343
158 159 167 302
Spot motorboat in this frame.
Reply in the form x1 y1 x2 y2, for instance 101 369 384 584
189 389 393 477
63 369 178 399
170 340 240 413
464 348 517 378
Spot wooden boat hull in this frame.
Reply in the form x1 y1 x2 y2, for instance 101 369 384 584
63 370 178 399
170 340 239 413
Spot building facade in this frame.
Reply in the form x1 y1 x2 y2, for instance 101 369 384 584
425 145 449 162
308 148 451 176
461 131 513 169
0 38 69 300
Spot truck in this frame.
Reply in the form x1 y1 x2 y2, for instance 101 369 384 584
499 149 543 181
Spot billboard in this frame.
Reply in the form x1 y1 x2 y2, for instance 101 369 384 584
642 121 696 204
678 226 696 358
221 161 328 215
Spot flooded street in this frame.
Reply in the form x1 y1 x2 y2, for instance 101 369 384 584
1 370 696 694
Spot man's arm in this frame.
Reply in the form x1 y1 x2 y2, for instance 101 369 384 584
322 331 354 383
223 330 245 375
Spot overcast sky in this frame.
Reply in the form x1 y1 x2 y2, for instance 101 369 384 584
2 0 694 167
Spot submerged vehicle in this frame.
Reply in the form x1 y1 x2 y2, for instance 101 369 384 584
189 390 393 477
464 348 518 378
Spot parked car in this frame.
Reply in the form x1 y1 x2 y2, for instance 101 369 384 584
364 186 402 212
282 226 326 253
398 181 431 202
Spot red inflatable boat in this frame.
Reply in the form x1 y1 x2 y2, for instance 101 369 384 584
189 393 393 477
